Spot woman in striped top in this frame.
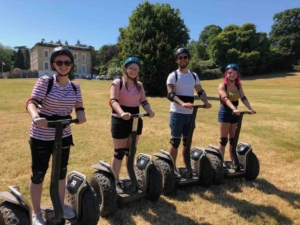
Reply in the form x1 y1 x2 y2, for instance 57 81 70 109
218 64 255 164
109 57 155 194
26 46 86 225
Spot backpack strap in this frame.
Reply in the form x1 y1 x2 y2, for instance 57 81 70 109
70 82 77 93
118 77 123 90
190 71 197 83
46 76 77 96
46 76 54 96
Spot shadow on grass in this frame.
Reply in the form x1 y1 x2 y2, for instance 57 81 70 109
167 179 293 225
105 197 211 225
243 178 300 209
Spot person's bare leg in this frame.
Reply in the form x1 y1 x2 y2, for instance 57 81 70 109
30 181 43 214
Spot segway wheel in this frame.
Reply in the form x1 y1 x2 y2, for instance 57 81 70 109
79 183 100 225
205 152 224 185
145 164 162 201
90 171 117 217
198 156 214 187
0 201 30 225
154 159 175 195
244 152 260 181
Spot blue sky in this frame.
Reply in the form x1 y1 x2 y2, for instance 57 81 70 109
0 0 299 50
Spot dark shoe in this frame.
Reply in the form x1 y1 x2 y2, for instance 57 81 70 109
116 181 124 194
173 169 182 179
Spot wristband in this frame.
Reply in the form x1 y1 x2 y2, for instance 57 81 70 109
120 112 126 117
232 107 237 111
75 107 85 112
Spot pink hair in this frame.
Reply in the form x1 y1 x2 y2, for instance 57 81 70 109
224 68 242 88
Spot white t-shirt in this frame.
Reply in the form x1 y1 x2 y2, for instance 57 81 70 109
166 69 200 114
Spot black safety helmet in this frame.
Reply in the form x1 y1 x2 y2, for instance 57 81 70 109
175 48 191 59
50 46 74 70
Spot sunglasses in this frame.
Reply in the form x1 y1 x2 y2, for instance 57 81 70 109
128 66 140 72
177 56 189 60
54 60 72 66
228 71 237 75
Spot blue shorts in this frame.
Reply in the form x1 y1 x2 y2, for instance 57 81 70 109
218 105 239 124
169 112 193 138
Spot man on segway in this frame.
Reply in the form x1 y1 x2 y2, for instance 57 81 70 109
166 48 212 178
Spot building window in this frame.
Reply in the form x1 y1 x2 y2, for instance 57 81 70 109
74 64 78 71
44 50 49 58
82 53 86 61
81 64 86 73
44 61 49 70
74 53 78 60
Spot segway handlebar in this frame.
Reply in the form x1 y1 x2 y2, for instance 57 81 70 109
238 111 257 115
193 104 206 108
47 119 79 126
130 113 150 118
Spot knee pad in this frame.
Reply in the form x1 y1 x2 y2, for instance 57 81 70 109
31 170 46 184
219 137 228 147
59 167 67 180
229 138 234 145
114 148 127 160
182 137 187 147
170 138 181 148
124 148 130 157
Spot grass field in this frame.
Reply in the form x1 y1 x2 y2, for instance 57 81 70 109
0 72 300 225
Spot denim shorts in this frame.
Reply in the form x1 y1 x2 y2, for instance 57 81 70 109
169 112 193 138
218 105 239 124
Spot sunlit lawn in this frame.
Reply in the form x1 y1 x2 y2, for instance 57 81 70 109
0 71 299 224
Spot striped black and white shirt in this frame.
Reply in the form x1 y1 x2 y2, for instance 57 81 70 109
29 74 83 141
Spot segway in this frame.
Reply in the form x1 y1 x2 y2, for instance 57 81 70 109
205 111 260 183
154 105 214 195
0 119 100 225
90 113 162 217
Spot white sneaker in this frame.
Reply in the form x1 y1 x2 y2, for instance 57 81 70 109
63 204 75 219
32 212 45 225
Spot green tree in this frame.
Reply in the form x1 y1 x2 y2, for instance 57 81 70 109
293 60 300 71
24 48 30 69
0 43 14 71
98 44 119 74
13 48 26 69
210 23 272 75
118 1 189 96
269 8 300 69
107 67 122 77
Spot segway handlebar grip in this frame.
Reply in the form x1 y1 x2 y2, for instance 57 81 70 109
239 111 256 115
47 119 79 126
130 113 150 118
193 104 206 108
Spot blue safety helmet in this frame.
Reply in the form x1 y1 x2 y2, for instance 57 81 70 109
124 57 141 67
225 63 239 71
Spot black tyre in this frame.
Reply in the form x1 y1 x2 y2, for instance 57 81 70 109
154 159 175 195
79 183 100 225
145 165 162 201
0 202 30 225
206 153 224 185
198 156 214 187
244 152 260 181
90 171 117 217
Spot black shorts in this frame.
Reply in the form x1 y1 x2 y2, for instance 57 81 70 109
29 136 74 177
111 116 143 139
